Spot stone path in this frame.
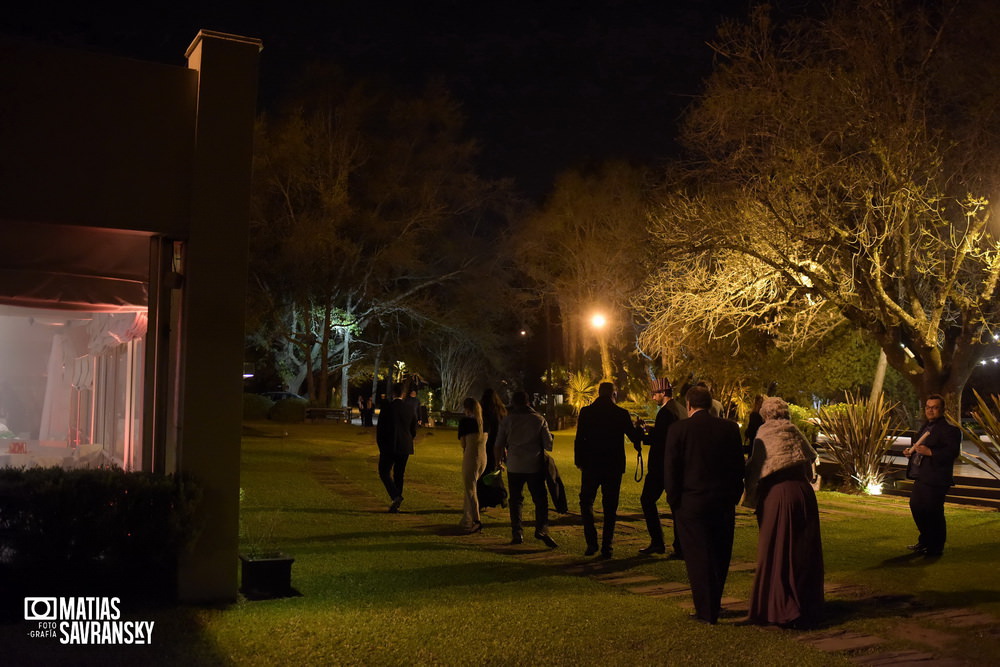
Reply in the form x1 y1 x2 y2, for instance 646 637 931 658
309 454 998 665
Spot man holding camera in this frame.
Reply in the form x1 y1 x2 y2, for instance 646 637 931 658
903 394 961 557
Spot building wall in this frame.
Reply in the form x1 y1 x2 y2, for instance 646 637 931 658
0 32 261 601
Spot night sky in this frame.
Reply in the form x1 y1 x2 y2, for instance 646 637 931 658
3 0 760 198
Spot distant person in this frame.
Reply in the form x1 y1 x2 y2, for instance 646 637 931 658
664 385 745 624
458 397 488 532
636 379 680 557
744 394 765 457
902 394 961 557
695 380 724 417
743 397 823 627
574 382 642 558
376 383 417 513
405 384 422 426
364 396 375 427
478 388 509 509
495 391 557 548
663 382 686 422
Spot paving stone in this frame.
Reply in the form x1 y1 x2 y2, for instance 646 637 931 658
912 609 998 628
593 573 659 585
824 582 869 598
851 651 963 666
799 630 885 652
517 551 568 562
629 582 692 596
729 560 756 572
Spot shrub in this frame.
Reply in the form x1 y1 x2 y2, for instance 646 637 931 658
0 467 202 608
269 397 308 422
244 393 274 420
817 393 902 494
955 390 1000 481
788 403 820 444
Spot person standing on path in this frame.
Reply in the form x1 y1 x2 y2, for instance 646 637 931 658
902 394 961 557
574 382 642 559
376 382 417 513
458 397 488 532
636 379 680 557
495 391 557 548
664 385 745 624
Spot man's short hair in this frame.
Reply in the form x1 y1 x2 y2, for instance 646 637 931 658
686 385 713 410
391 382 405 397
512 391 529 407
598 382 615 398
926 394 945 409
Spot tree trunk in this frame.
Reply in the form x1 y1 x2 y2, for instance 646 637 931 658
319 303 332 406
340 326 351 408
869 350 888 403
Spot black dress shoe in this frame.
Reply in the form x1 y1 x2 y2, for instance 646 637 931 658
535 532 558 549
906 543 926 553
389 496 403 512
638 544 666 555
510 534 524 545
597 550 613 560
688 613 716 625
664 551 684 561
923 549 943 557
584 545 599 556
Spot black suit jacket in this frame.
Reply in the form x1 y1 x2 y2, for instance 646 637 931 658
911 418 961 487
663 409 745 511
574 396 641 473
642 403 679 472
376 398 417 455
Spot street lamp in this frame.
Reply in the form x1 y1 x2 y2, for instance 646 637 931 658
590 311 612 382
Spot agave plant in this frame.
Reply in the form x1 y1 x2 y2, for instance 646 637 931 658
565 371 599 415
817 392 902 494
955 390 1000 481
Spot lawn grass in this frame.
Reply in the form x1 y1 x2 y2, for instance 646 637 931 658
4 421 1000 666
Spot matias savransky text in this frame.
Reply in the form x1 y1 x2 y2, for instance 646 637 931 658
24 596 155 645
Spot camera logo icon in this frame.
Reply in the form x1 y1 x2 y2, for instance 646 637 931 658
24 597 58 621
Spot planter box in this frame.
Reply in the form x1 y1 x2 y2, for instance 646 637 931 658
239 553 295 599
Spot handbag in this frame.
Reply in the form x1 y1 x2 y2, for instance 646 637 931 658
480 467 503 487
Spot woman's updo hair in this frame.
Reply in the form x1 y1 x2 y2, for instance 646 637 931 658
760 396 790 421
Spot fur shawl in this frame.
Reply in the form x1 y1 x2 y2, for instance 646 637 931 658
743 418 817 509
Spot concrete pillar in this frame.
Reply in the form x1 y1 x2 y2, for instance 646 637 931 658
177 30 261 602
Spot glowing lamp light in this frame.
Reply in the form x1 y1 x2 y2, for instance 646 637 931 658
865 481 883 495
590 313 607 329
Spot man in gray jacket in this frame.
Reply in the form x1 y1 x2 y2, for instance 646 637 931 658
495 391 557 548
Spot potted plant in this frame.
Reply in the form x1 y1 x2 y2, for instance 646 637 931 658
239 489 295 599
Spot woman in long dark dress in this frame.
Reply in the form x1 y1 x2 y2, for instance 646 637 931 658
743 397 824 627
744 394 765 458
478 388 508 509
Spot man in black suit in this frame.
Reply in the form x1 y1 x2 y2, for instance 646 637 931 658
376 382 417 512
903 394 961 557
664 384 745 624
636 378 680 556
574 382 642 558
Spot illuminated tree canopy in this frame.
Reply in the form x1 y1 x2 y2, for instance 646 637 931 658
638 0 1000 409
249 69 509 405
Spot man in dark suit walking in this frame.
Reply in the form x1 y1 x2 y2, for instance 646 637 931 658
575 382 642 558
376 382 417 512
903 394 961 557
636 378 680 557
664 384 745 624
